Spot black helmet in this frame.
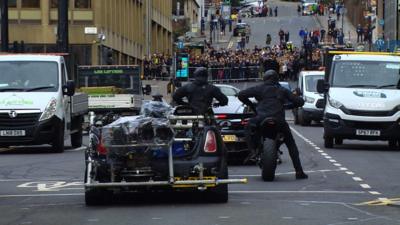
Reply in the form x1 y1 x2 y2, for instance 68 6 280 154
193 67 208 84
263 69 279 83
194 67 208 78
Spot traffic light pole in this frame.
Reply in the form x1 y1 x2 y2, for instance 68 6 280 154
57 0 69 53
1 0 9 52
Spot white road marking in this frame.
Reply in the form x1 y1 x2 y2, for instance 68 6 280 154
290 126 381 197
325 156 332 159
152 218 162 220
218 216 230 219
230 169 343 177
314 147 321 150
348 218 358 221
282 217 293 219
88 219 99 222
18 181 83 192
360 184 371 189
65 146 86 152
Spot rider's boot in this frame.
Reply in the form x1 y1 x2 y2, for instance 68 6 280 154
295 170 308 179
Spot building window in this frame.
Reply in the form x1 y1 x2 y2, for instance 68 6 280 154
50 0 58 8
21 0 40 8
8 0 17 8
75 0 91 9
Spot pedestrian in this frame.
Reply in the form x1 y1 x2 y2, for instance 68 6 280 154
320 28 326 42
228 18 233 32
284 31 290 43
337 29 344 45
299 27 305 40
297 5 302 16
269 7 273 17
278 29 285 43
274 6 278 17
336 9 340 21
266 34 272 46
356 24 363 43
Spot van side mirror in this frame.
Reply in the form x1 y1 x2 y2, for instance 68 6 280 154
143 84 152 95
316 79 328 93
63 80 75 96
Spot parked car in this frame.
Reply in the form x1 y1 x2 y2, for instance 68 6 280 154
233 23 251 37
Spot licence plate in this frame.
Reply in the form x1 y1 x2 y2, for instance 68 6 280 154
0 130 26 137
222 135 237 142
356 129 380 136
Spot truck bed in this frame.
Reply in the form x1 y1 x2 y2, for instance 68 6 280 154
72 93 89 116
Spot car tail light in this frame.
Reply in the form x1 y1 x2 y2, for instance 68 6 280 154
96 138 107 155
241 118 249 126
215 114 227 119
204 130 217 153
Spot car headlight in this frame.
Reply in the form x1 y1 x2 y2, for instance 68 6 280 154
328 97 343 109
39 98 57 121
304 96 315 104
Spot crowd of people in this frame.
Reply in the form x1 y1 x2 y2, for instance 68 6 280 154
143 54 173 79
188 44 322 81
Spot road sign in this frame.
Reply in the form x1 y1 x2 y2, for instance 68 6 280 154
177 41 184 49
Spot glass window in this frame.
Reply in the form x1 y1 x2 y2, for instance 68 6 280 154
305 75 324 92
50 0 58 8
8 0 17 8
21 0 40 8
75 0 91 9
218 86 237 96
332 61 400 89
0 61 59 92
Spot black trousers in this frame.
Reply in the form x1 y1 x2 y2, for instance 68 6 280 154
246 115 303 172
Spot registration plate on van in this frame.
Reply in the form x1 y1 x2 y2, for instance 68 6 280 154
0 130 26 137
356 129 380 136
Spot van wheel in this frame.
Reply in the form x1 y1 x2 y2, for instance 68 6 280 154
334 138 343 145
293 109 299 125
324 136 334 148
52 123 64 153
298 109 310 126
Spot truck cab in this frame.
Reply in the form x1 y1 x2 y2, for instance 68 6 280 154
293 70 325 126
0 54 88 152
317 51 400 149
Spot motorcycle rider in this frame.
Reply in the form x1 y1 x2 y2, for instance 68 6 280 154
173 67 228 114
238 70 308 179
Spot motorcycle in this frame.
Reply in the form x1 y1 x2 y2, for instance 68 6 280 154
256 117 285 182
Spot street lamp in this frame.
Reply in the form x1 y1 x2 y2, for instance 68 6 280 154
97 32 106 65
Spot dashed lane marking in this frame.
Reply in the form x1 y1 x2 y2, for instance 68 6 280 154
290 126 382 196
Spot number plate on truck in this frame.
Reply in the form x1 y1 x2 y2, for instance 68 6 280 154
356 129 380 136
0 130 26 137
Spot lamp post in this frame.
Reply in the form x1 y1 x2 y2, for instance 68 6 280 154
1 0 9 52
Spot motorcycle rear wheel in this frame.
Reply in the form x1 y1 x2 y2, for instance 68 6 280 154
261 138 278 182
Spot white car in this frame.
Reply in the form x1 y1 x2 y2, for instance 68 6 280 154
293 71 325 126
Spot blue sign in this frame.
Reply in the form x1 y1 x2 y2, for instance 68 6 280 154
379 19 385 26
176 54 189 78
177 41 184 49
376 38 385 48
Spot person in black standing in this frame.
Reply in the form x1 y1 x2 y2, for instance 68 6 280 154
238 70 308 179
274 6 278 17
173 67 228 115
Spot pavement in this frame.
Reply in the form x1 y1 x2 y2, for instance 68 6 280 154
1 1 400 225
313 9 358 45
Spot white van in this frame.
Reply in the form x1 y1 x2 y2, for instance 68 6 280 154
0 54 88 152
317 52 400 149
293 70 324 126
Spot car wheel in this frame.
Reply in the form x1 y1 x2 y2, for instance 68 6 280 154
52 122 65 153
388 140 398 150
261 138 277 182
334 138 343 145
324 136 334 148
206 164 228 203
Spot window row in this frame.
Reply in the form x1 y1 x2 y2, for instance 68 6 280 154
8 0 91 9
